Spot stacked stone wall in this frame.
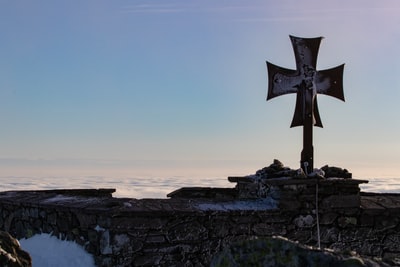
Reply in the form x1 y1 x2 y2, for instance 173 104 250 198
0 190 399 266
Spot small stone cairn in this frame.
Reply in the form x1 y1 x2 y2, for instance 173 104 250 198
169 159 366 210
228 159 366 210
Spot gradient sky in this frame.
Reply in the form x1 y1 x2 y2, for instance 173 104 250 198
1 0 400 179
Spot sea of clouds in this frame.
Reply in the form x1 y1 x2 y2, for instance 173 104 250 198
1 175 399 199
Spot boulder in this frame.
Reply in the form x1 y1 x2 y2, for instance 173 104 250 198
321 165 352 178
0 231 31 267
211 236 389 267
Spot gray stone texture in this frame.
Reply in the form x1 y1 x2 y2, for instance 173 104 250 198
0 186 399 266
211 236 391 267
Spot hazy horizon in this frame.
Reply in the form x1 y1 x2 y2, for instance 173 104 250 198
1 1 400 182
0 157 398 179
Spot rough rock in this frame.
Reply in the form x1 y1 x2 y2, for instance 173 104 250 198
0 231 31 267
322 165 352 178
255 160 352 179
211 236 390 267
255 159 305 179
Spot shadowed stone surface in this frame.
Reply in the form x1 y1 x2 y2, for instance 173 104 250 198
0 189 399 266
211 236 390 267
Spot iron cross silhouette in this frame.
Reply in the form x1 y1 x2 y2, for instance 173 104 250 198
266 35 345 175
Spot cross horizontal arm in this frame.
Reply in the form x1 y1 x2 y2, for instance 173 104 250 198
266 62 300 100
316 64 345 101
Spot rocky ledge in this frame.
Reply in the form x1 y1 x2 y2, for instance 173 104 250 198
0 231 31 267
211 236 394 267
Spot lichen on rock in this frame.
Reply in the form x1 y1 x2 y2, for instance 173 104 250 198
211 236 390 267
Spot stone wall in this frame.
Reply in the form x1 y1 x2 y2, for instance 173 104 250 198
0 188 399 266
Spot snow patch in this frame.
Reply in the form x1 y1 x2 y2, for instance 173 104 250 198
195 198 278 211
123 202 132 207
43 195 78 203
94 225 105 232
19 233 95 267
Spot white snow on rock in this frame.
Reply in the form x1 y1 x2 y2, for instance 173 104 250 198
19 233 95 267
195 198 278 211
94 225 105 232
42 195 79 203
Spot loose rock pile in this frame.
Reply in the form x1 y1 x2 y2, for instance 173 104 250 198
254 159 352 179
228 159 364 209
255 159 305 178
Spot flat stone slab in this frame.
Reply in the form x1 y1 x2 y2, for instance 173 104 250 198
0 190 279 214
228 176 368 186
2 189 116 197
167 187 237 199
0 189 399 214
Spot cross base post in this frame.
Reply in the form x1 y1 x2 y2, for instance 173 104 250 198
301 147 313 176
301 104 314 175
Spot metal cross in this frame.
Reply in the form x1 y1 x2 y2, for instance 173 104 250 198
266 35 345 175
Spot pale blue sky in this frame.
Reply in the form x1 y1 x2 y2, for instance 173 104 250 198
1 0 400 178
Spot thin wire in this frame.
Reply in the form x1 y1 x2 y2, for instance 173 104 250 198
316 182 321 249
304 161 321 248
